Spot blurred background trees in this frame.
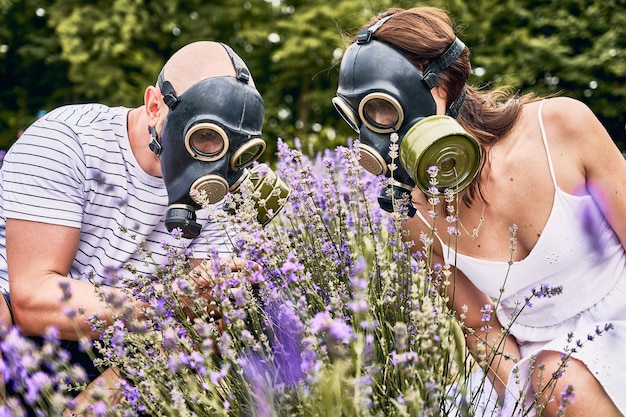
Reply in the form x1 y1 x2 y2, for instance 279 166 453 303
1 0 626 160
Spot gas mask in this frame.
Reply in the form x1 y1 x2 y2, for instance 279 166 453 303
151 43 289 238
332 15 482 215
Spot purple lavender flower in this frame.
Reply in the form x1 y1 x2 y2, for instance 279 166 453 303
557 384 575 414
266 301 305 386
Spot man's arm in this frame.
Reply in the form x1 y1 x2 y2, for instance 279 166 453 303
6 218 243 340
6 219 128 340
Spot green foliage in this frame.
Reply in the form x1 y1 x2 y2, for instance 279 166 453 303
1 0 626 152
0 0 69 143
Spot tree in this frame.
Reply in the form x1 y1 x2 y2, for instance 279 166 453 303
2 0 626 153
0 0 69 146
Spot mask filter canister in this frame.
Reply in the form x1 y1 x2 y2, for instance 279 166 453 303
399 115 482 194
227 163 291 226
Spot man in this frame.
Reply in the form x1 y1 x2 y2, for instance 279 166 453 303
0 40 271 412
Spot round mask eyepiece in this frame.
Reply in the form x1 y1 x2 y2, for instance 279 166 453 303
230 137 266 171
332 96 360 133
358 92 404 133
185 123 229 161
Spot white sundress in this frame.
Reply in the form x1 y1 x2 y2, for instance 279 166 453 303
425 100 626 415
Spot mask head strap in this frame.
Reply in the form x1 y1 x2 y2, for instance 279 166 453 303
156 43 252 110
157 69 180 110
353 12 467 117
148 125 162 156
357 14 395 44
219 43 251 84
446 85 466 118
421 38 466 89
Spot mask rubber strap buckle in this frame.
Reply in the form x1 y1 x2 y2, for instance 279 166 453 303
357 13 394 44
156 68 180 109
148 126 162 156
446 86 466 118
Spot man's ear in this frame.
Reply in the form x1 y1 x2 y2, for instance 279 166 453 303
144 85 163 125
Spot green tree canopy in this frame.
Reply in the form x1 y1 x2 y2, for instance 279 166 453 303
1 0 626 155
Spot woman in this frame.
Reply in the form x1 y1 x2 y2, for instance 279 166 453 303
333 6 626 417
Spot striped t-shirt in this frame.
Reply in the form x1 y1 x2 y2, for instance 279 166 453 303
0 103 231 292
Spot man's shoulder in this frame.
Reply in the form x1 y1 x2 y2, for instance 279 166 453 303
34 104 131 153
44 103 129 127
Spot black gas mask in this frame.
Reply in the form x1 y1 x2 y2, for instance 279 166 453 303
332 15 481 215
151 43 289 238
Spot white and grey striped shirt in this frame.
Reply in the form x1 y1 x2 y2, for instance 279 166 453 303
0 103 231 292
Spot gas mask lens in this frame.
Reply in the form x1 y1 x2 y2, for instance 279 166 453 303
185 123 229 161
230 137 266 171
332 93 404 135
332 96 360 133
359 93 403 133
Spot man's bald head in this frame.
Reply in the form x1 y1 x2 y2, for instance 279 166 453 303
159 41 255 94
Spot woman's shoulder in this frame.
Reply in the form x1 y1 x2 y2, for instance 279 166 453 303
521 96 608 150
536 96 597 132
531 96 620 181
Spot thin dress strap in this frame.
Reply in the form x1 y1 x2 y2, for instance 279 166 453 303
412 206 447 249
537 99 558 189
